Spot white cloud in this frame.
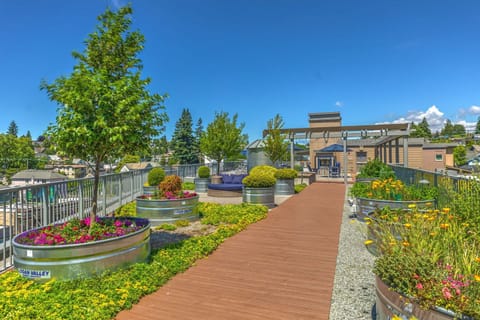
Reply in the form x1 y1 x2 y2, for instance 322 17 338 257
468 105 480 115
384 105 480 133
388 105 445 132
335 101 343 107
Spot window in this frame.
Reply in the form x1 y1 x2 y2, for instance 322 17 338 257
356 151 367 163
435 153 443 161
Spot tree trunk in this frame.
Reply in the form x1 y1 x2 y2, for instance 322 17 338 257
90 161 101 232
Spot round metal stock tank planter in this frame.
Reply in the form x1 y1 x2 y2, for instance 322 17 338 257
274 178 295 195
136 195 200 226
194 178 210 193
243 187 275 208
375 276 459 320
12 217 151 282
142 186 158 196
356 197 434 222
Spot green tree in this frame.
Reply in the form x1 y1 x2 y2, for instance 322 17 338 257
452 124 466 136
200 111 247 174
41 5 168 228
453 145 467 166
193 117 204 163
263 114 289 165
7 121 18 137
170 108 198 164
475 116 480 134
410 118 431 138
441 119 454 137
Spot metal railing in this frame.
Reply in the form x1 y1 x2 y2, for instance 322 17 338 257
0 169 148 272
0 161 247 272
390 165 480 211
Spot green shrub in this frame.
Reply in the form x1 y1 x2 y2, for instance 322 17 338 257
274 168 298 179
242 172 276 188
198 166 210 178
114 201 137 217
294 183 307 193
357 159 395 179
182 182 195 191
294 164 303 172
249 165 277 177
147 167 166 186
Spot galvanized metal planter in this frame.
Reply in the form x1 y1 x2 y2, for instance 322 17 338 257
243 187 275 208
136 195 200 226
375 276 462 320
356 197 434 221
274 178 295 195
143 186 158 196
12 217 151 282
194 178 210 193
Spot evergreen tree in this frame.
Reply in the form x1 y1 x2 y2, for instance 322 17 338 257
7 121 18 137
170 108 198 164
263 114 289 165
452 124 466 136
194 118 204 163
475 116 480 134
410 118 431 138
25 130 32 140
441 119 454 137
41 5 167 227
200 111 247 174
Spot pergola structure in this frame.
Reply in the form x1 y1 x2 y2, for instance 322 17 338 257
263 123 411 184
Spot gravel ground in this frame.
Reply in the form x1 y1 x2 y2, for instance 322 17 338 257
329 187 376 320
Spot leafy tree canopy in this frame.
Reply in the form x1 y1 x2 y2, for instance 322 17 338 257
200 111 247 174
40 5 167 222
263 114 289 165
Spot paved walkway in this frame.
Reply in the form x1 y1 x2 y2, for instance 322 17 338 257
115 183 346 320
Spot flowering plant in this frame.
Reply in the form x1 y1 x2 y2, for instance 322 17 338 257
368 206 480 317
15 217 146 246
350 177 437 201
138 190 197 200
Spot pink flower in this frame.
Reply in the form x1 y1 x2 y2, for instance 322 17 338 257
415 283 423 290
442 287 453 300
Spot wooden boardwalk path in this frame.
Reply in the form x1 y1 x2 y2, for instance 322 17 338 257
115 183 346 320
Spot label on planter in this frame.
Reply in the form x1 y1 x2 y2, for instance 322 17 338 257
174 208 192 215
18 268 51 279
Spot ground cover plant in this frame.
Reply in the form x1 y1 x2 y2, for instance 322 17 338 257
0 202 268 319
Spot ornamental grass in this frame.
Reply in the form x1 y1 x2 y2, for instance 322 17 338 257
367 205 480 318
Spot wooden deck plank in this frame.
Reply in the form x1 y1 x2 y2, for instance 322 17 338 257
115 182 345 320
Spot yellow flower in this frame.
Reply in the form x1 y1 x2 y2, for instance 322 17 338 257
364 240 374 245
442 208 451 214
430 232 437 236
475 275 480 282
402 241 410 247
475 257 480 263
408 204 417 209
404 223 412 228
440 223 449 229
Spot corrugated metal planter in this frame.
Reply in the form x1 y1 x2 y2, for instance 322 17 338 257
375 276 461 320
12 217 151 282
194 178 210 193
243 187 275 208
143 186 158 196
136 195 200 226
356 197 434 221
275 178 295 195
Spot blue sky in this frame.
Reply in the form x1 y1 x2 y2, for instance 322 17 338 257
1 0 479 141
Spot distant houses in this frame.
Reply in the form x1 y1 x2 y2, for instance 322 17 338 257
10 169 67 187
